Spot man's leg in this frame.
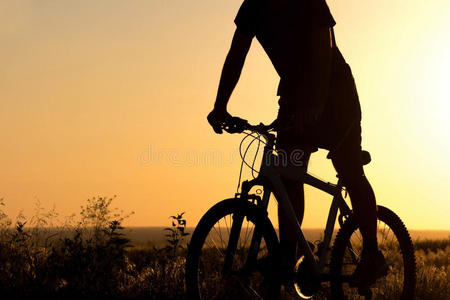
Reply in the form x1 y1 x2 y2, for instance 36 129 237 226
274 26 331 280
277 145 312 277
331 149 378 247
331 129 387 288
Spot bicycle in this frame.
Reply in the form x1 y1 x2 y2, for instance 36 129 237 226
185 118 416 300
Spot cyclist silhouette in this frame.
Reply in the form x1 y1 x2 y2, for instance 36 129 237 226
207 0 387 290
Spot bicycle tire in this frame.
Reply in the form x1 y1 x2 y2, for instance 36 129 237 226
186 198 281 300
330 205 416 300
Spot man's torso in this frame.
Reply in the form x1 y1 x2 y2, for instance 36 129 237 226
234 0 336 97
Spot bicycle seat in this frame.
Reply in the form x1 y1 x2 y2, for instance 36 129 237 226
327 150 371 165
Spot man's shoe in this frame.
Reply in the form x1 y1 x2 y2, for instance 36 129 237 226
349 250 389 289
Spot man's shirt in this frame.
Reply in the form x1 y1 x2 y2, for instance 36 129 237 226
234 0 335 100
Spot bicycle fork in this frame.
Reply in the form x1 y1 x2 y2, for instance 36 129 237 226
244 188 271 270
223 213 245 274
223 184 271 275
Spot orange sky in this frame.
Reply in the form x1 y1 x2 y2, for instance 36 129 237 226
1 0 449 230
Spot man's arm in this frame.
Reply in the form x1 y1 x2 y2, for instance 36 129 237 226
207 29 253 134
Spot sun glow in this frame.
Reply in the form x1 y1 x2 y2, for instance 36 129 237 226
0 0 449 229
415 29 450 146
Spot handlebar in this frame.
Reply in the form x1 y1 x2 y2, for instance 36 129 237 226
222 116 276 135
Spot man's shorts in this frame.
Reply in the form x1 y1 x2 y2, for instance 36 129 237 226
275 95 362 159
276 46 363 157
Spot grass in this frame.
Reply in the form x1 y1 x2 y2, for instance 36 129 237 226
414 239 449 300
0 197 448 299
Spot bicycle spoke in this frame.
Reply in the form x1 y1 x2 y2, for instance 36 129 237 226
217 218 225 248
224 214 230 237
242 221 254 250
207 236 225 257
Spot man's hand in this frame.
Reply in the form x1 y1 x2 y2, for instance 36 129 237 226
207 108 231 134
294 104 324 133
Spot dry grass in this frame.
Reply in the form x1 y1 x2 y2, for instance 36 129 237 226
0 197 447 299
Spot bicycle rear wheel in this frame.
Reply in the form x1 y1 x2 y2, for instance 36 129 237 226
186 198 280 300
330 206 416 300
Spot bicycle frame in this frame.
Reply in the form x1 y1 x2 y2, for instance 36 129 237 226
233 131 353 282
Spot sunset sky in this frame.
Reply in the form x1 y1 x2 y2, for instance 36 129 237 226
1 0 449 230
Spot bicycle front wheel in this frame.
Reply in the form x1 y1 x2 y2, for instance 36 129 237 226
185 198 280 300
330 205 416 300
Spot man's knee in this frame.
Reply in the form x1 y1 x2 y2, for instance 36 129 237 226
332 153 365 184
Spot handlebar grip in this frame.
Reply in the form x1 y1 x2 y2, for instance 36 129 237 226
223 116 248 134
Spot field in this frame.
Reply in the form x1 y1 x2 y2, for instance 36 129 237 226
0 197 448 299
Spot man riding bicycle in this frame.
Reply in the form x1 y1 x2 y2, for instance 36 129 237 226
207 0 387 290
